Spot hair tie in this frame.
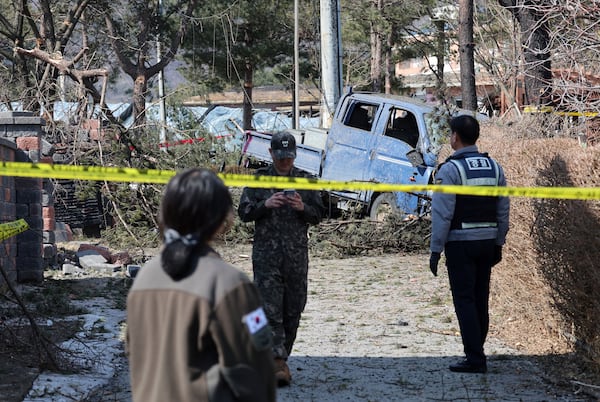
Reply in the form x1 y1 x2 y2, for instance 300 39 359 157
164 228 198 247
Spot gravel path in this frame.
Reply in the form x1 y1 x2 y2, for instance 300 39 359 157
58 247 591 401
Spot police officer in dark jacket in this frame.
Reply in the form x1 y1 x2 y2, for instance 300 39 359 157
238 131 324 386
430 115 510 374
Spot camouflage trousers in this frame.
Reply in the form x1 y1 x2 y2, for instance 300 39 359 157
253 245 309 359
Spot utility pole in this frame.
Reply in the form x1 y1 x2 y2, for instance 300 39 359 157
157 0 167 149
294 0 300 129
320 0 343 128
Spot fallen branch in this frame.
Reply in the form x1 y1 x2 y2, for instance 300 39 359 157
416 325 458 337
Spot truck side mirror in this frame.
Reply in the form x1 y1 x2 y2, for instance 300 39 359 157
406 149 425 167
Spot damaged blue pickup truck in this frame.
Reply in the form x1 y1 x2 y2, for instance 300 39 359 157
240 88 472 220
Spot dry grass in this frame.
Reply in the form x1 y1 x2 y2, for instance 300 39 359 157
476 120 600 382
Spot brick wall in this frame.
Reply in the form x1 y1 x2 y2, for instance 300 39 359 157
0 111 50 284
0 138 17 284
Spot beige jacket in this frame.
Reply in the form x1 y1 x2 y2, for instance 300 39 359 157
126 251 275 402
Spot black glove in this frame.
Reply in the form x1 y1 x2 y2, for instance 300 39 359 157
492 245 502 266
429 252 441 276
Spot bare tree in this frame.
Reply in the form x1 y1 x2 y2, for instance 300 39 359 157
476 0 600 122
101 0 198 129
1 0 99 113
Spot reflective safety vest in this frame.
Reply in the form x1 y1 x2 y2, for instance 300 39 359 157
447 152 500 230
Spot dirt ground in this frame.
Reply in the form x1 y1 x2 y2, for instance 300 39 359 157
3 241 597 402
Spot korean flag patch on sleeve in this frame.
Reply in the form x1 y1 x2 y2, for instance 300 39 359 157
242 307 272 350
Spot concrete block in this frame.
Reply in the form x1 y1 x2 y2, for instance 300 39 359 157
13 116 45 126
78 244 112 261
41 192 52 206
62 263 84 275
78 253 107 269
42 243 57 259
43 231 56 243
0 111 34 117
52 152 73 163
27 149 40 162
54 221 73 242
41 139 55 156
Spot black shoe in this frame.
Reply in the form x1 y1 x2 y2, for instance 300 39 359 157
449 359 487 373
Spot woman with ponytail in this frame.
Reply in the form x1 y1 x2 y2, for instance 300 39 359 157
126 168 275 402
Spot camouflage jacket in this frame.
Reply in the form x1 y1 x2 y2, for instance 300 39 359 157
238 165 324 252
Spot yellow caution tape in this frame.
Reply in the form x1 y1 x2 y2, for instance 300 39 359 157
522 105 599 117
0 219 29 242
221 174 600 200
523 105 555 114
0 161 175 184
1 161 599 200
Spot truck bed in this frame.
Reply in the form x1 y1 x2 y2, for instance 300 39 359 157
241 131 324 176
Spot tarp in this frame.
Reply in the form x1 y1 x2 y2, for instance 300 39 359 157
48 101 320 150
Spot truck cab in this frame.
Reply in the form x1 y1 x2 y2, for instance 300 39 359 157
239 89 467 220
321 91 440 219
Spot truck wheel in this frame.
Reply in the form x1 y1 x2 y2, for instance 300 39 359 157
369 193 399 222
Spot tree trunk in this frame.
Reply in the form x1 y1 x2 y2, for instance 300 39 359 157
243 58 253 131
459 0 477 111
520 10 551 106
498 0 552 106
384 30 392 94
370 25 382 92
133 73 148 129
435 19 445 84
370 0 383 92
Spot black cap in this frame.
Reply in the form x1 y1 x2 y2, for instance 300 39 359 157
270 131 297 159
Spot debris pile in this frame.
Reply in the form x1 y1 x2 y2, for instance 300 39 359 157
56 243 140 278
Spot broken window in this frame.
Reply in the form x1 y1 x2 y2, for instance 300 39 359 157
385 108 419 148
345 103 377 131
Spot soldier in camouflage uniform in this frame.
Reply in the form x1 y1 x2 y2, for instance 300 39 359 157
238 131 324 387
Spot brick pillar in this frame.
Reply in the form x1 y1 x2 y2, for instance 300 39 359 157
0 138 17 287
0 111 46 283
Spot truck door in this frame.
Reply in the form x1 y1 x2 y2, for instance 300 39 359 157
321 100 381 192
367 106 430 215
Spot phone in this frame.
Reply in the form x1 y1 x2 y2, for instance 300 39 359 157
283 189 296 197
